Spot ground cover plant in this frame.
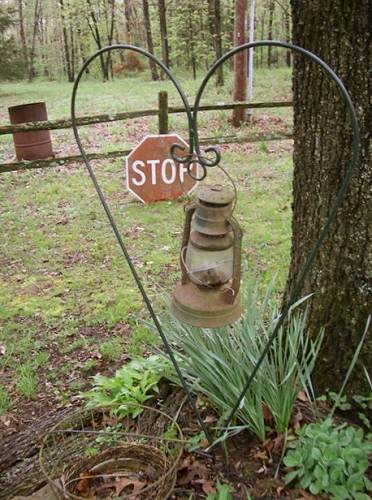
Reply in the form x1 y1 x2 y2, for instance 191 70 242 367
84 354 171 417
283 418 372 499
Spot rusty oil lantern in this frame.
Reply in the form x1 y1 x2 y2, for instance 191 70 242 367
171 184 243 327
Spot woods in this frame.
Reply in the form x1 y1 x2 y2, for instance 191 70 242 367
1 0 292 82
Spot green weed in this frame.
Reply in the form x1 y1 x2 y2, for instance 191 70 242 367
61 338 87 354
82 359 99 373
207 482 233 500
99 337 123 361
16 364 38 399
0 386 11 414
127 325 159 356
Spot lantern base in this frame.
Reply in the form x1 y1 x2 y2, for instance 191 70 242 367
171 282 241 328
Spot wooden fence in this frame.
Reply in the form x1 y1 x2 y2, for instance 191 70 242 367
0 91 293 174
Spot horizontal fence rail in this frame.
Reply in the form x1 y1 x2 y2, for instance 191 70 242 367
0 101 292 135
0 93 293 173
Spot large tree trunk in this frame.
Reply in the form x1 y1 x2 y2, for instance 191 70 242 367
232 0 247 126
288 0 372 395
158 0 170 68
142 0 159 81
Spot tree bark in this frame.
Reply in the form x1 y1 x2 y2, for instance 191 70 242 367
142 0 159 81
284 8 291 67
104 0 116 79
28 0 41 81
18 0 29 75
267 0 274 68
288 0 372 395
232 0 247 126
158 0 170 68
86 0 109 80
208 0 224 85
124 0 133 43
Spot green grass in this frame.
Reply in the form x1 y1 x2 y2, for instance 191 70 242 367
0 386 11 414
16 364 39 399
0 68 293 412
99 337 124 361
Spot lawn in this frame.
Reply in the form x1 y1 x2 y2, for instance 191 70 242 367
0 68 293 431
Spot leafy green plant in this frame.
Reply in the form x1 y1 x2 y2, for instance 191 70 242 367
95 423 125 447
318 391 352 411
83 355 171 418
159 279 323 441
353 394 372 431
283 418 372 499
207 481 233 500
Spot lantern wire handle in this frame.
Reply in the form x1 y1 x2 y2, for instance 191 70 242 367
217 164 238 213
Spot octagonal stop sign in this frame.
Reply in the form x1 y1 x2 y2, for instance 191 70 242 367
126 134 198 203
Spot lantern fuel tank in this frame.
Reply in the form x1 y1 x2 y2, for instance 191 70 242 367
171 184 243 328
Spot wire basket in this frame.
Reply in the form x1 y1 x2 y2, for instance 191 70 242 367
39 405 184 499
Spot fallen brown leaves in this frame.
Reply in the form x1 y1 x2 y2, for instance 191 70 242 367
177 455 216 496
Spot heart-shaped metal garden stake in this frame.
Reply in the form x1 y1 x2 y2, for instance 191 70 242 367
71 41 360 457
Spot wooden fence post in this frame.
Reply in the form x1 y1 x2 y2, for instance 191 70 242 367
158 91 169 134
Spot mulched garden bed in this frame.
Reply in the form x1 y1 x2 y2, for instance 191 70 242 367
0 384 324 499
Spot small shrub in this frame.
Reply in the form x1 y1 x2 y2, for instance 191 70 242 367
283 418 372 499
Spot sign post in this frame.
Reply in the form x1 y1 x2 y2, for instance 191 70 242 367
126 134 198 204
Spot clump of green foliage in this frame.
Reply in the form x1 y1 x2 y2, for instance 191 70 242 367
284 418 372 499
160 279 323 441
83 355 171 418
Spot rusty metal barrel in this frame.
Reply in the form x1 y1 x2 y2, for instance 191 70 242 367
8 102 54 161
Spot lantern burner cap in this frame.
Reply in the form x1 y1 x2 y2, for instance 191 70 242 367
196 184 235 206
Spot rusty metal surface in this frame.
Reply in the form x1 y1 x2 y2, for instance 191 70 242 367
126 134 198 204
190 231 233 251
171 282 241 328
193 184 234 236
196 184 234 205
8 102 54 161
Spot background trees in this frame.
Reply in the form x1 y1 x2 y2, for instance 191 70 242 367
288 0 371 394
0 5 25 80
1 0 292 82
